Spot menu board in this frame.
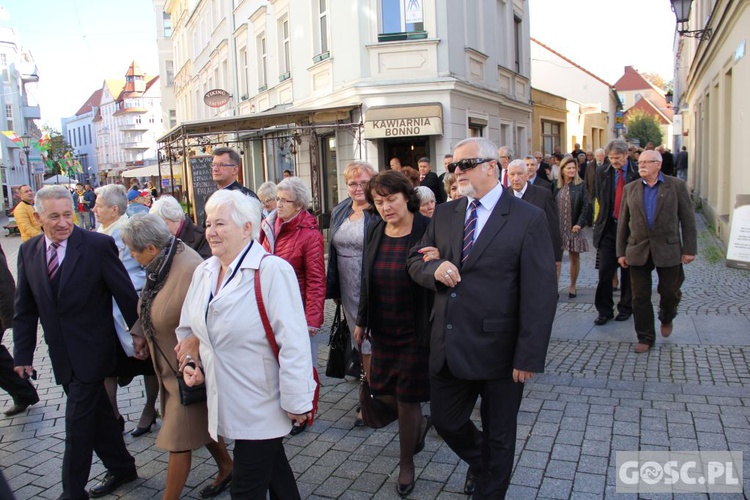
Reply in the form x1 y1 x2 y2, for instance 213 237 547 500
727 194 750 270
188 155 216 226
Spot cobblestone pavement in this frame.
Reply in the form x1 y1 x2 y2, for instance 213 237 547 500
1 213 749 499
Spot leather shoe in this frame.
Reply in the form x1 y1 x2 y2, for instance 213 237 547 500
634 343 651 353
3 401 36 417
661 323 673 337
88 470 137 498
615 312 631 321
354 417 364 428
289 421 307 436
396 480 415 497
200 474 232 498
464 467 479 495
593 315 613 326
415 416 432 455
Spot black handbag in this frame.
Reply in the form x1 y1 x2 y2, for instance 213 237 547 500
152 338 207 407
325 304 352 379
359 377 398 429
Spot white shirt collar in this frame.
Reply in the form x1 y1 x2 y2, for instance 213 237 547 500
467 181 503 211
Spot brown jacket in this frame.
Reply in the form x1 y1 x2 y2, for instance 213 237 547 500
616 175 697 267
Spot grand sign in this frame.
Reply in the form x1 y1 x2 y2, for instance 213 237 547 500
364 104 443 139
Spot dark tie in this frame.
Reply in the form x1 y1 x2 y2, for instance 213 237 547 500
48 242 60 280
462 200 480 264
614 169 624 219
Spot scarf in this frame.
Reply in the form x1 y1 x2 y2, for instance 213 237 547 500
139 237 182 339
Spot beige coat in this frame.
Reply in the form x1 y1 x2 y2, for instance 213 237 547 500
133 243 211 452
616 175 697 267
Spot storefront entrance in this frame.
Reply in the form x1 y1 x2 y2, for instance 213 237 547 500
385 137 429 170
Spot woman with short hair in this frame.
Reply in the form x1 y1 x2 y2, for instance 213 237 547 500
178 190 316 499
150 195 211 259
257 181 277 218
414 186 436 218
121 214 233 499
258 177 325 435
93 184 159 436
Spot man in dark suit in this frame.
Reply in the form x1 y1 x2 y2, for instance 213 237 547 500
617 150 697 353
525 155 553 191
592 139 641 325
13 186 140 499
509 159 562 273
656 145 675 176
675 146 688 180
417 157 446 203
407 138 557 498
212 147 258 199
0 242 39 417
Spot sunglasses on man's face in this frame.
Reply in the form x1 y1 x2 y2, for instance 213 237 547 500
447 158 494 173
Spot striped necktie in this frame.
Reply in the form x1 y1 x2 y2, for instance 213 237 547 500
48 242 60 280
462 200 480 264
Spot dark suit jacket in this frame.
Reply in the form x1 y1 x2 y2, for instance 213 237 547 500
661 151 675 176
357 213 432 347
616 176 697 267
178 214 211 259
420 171 446 204
529 175 553 192
521 184 563 262
0 244 14 333
592 160 641 248
407 188 557 380
13 227 138 385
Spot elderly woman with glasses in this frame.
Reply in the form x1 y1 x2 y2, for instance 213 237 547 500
327 161 377 425
257 181 277 218
178 190 316 499
414 186 436 218
258 177 325 435
93 184 159 437
120 214 233 499
149 195 211 259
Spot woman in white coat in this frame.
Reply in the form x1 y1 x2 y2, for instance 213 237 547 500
177 189 316 499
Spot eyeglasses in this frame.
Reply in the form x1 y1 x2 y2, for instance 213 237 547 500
639 160 660 165
276 197 296 204
499 155 511 160
260 198 275 206
211 162 236 169
447 158 494 173
347 181 368 189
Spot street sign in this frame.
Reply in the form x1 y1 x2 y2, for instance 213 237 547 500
615 111 625 130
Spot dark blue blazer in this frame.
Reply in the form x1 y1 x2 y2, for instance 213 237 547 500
407 188 557 380
13 226 138 385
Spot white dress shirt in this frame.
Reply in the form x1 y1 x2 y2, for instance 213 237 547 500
513 182 529 198
465 181 503 242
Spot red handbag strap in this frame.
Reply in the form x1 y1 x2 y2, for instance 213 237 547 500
253 255 319 425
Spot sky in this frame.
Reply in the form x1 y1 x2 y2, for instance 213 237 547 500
528 0 676 86
1 0 159 130
3 0 677 130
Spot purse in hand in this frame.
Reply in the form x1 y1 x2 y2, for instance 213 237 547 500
325 304 351 379
359 375 398 429
152 338 207 407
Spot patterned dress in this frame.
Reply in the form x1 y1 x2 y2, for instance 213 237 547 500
557 184 589 253
368 234 430 403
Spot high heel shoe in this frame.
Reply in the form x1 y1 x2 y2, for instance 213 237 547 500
568 289 577 298
131 417 156 438
199 474 232 498
396 480 415 497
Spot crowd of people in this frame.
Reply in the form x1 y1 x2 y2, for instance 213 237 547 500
0 136 696 499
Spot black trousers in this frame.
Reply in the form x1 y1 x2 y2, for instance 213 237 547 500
0 345 38 405
629 254 684 346
430 363 524 499
595 222 632 316
231 437 300 500
60 378 135 500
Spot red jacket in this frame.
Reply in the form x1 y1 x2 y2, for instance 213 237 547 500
259 210 325 329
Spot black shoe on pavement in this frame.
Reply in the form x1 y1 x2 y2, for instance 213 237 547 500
289 421 307 436
464 467 479 495
199 474 232 498
3 400 37 417
593 315 613 326
615 312 631 321
88 471 138 498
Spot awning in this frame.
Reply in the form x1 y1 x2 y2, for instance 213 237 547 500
364 103 443 139
158 104 360 144
122 164 160 178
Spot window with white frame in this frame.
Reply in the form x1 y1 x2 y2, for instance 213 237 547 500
513 15 522 73
379 0 425 41
258 35 267 90
240 47 249 97
541 120 561 155
165 60 174 86
280 18 291 78
314 0 329 58
5 104 12 131
163 12 172 38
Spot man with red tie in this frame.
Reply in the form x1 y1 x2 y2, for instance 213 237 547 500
497 146 512 188
592 140 640 325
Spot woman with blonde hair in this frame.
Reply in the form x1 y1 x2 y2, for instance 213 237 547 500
556 156 590 298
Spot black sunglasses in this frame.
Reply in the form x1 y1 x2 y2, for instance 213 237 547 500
447 158 494 173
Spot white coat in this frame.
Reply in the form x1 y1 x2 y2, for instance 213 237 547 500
176 241 316 441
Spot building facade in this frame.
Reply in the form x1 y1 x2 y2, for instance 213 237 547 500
673 0 749 245
530 38 620 155
0 22 41 208
61 89 101 186
158 0 532 216
614 65 673 146
94 62 163 182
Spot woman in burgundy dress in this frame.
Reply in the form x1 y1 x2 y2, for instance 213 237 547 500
354 171 432 497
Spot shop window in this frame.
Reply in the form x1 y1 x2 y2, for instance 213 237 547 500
542 120 562 155
468 117 486 138
379 0 427 42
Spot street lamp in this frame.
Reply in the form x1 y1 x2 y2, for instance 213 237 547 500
19 133 33 188
670 0 712 41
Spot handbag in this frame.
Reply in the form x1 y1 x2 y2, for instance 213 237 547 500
325 304 351 379
254 258 320 426
359 376 398 429
151 338 207 407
